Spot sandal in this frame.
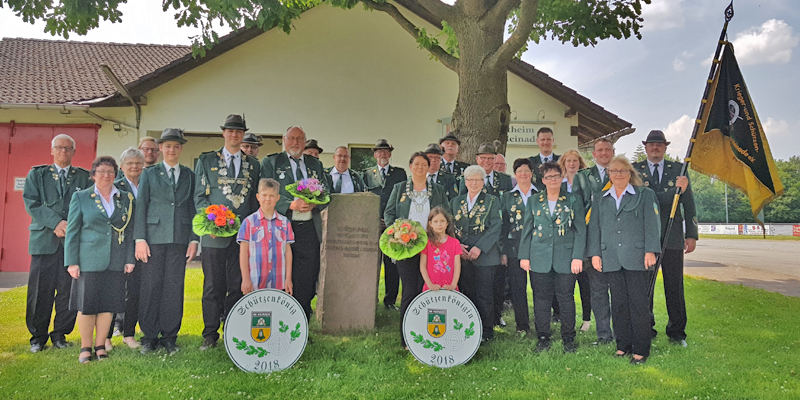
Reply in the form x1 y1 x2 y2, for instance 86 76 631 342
79 347 93 364
95 345 109 361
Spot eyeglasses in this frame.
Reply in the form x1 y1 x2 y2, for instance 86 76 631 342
607 169 631 175
464 178 483 183
542 174 562 181
53 146 74 152
141 148 159 154
94 170 116 176
123 161 144 167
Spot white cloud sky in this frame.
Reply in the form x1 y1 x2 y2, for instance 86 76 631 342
731 19 799 66
663 114 694 159
641 0 685 31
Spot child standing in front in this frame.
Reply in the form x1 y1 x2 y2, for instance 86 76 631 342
238 178 294 295
420 207 462 291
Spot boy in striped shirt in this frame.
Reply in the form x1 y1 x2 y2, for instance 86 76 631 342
238 178 294 294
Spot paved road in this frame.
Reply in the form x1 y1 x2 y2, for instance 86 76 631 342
685 238 800 297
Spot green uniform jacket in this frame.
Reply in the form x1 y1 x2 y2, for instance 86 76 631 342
65 187 136 272
384 180 451 226
528 153 560 191
134 164 199 245
458 170 513 197
499 187 538 259
577 166 610 214
363 164 407 218
260 152 328 241
587 186 662 272
450 192 502 267
194 149 260 248
23 165 92 255
518 189 586 274
632 160 698 250
431 171 459 201
323 167 367 193
439 160 470 179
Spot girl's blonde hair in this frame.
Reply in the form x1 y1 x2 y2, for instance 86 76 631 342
558 149 587 171
608 155 643 186
426 207 455 245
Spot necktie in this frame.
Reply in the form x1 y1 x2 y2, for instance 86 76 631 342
485 176 490 187
381 167 387 182
334 172 342 193
428 174 434 186
59 169 67 195
169 167 176 189
653 164 661 184
294 159 303 182
228 155 236 178
446 162 452 173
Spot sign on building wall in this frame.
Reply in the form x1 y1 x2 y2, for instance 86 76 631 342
439 117 556 147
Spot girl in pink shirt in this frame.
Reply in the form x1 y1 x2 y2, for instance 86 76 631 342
420 207 462 291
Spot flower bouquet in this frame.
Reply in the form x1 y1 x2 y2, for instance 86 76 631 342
285 178 330 205
379 219 428 260
193 204 241 237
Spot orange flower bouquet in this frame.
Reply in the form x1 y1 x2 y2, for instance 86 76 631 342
192 204 241 237
379 219 428 260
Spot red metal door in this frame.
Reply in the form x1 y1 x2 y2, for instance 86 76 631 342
0 123 98 272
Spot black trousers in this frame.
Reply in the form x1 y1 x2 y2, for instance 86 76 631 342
507 258 532 332
609 269 651 357
460 260 496 340
139 244 187 345
397 255 423 347
201 239 242 341
587 261 613 341
290 220 320 322
531 271 576 341
107 261 142 340
382 253 400 307
26 245 76 345
492 264 507 325
576 268 591 322
659 248 687 340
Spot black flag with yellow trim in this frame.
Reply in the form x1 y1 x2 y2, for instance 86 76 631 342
690 42 783 225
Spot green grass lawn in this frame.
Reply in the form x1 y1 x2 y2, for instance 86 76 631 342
1 269 798 399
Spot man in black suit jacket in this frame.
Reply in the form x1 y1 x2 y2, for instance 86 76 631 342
324 146 366 193
362 139 407 310
527 127 560 190
633 130 698 347
439 132 470 179
423 143 458 200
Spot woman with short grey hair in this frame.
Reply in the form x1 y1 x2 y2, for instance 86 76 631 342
450 164 502 343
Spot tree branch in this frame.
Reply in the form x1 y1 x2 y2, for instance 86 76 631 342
486 0 520 24
409 0 456 22
487 0 538 68
362 0 459 72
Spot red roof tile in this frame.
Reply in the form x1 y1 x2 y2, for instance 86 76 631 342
0 38 190 104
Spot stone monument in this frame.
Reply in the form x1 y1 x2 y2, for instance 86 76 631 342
317 192 380 333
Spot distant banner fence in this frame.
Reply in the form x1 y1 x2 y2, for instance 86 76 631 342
698 223 800 236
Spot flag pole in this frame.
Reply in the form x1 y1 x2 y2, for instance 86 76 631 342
647 1 735 302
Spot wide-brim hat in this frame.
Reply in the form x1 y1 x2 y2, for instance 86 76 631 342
156 128 187 144
304 139 324 153
242 132 263 146
423 143 444 155
372 139 394 152
220 114 249 132
475 142 497 155
439 132 462 146
642 129 670 145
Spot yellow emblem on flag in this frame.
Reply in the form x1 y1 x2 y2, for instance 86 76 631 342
251 311 271 343
427 309 446 338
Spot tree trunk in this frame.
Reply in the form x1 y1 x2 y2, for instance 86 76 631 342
450 15 510 161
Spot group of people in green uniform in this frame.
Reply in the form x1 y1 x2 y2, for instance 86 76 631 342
23 116 696 366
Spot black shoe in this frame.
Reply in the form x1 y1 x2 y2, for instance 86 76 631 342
563 340 578 353
30 342 47 353
199 337 217 351
669 338 688 347
52 339 73 349
630 355 648 365
140 342 158 354
78 347 93 364
594 338 614 345
163 342 180 355
94 345 108 361
498 318 507 327
480 336 492 345
534 338 551 353
384 304 399 311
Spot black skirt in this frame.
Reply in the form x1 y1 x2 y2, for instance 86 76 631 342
69 270 126 314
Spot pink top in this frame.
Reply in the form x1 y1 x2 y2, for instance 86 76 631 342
421 236 463 291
